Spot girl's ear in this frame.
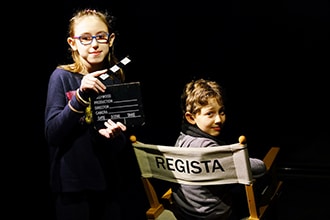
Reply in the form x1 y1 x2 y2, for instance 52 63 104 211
108 33 115 47
184 112 196 125
67 37 77 51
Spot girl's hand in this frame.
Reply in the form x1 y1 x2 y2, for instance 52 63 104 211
98 119 127 139
80 69 108 94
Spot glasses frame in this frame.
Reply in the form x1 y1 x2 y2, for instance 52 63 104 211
73 32 110 45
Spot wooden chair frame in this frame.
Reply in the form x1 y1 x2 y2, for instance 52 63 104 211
245 147 283 220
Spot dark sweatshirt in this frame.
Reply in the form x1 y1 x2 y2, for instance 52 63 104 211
44 68 126 193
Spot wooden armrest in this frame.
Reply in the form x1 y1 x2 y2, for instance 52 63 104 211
161 188 173 204
262 147 280 171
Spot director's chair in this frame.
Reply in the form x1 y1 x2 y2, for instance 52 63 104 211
130 135 282 220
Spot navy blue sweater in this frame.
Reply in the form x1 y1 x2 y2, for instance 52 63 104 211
44 68 127 193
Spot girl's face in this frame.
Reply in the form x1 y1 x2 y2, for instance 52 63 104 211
67 15 115 72
185 97 226 137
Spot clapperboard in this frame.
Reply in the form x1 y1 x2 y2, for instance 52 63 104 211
91 56 145 129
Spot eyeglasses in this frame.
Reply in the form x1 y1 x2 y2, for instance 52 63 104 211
73 32 110 45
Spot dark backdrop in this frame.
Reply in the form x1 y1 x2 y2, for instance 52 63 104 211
19 0 329 219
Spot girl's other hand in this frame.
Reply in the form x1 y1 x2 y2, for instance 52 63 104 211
98 119 127 138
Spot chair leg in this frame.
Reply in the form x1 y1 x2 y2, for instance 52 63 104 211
142 178 165 219
245 184 259 220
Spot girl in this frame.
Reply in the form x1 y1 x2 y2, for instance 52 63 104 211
45 9 128 220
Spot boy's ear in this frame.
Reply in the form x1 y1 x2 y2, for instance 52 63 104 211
185 112 196 125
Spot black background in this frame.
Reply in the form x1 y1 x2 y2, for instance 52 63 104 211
16 0 330 219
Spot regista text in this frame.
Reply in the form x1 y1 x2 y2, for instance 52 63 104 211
155 156 225 174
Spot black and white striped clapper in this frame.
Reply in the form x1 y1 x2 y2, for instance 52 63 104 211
99 56 131 81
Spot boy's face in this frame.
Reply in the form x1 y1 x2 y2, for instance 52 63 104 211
185 97 226 137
